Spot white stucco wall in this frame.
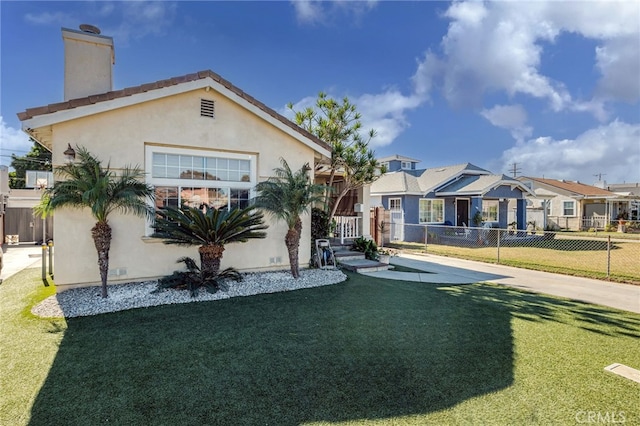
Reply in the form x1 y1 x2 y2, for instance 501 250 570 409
48 88 317 290
62 28 114 101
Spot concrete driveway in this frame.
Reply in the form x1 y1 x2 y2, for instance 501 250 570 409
0 244 45 282
363 253 640 314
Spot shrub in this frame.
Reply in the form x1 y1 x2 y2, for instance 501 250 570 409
351 237 379 261
156 257 242 297
311 207 330 241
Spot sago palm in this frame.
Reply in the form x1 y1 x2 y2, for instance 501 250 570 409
152 205 267 279
254 158 326 278
38 146 155 298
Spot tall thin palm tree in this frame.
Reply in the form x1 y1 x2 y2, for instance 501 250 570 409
38 146 155 298
254 158 326 278
152 205 268 279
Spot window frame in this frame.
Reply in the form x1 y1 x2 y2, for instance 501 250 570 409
389 198 402 211
562 200 576 217
419 198 444 224
482 199 499 222
145 145 257 235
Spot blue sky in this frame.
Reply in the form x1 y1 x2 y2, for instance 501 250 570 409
2 1 639 184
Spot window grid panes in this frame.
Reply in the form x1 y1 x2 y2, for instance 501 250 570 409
563 201 575 216
419 199 444 223
389 198 402 211
482 200 499 222
154 186 249 210
152 153 250 182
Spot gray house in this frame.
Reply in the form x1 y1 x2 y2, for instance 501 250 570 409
370 156 533 242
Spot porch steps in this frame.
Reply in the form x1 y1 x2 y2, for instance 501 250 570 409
330 243 390 273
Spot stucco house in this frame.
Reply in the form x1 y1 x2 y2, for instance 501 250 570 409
370 156 533 242
606 182 640 222
518 177 638 231
17 25 331 291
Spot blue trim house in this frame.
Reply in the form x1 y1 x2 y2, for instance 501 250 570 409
370 156 533 242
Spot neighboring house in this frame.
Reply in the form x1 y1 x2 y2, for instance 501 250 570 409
17 25 331 291
370 158 533 242
3 188 53 244
606 183 640 221
517 177 637 230
377 154 421 173
1 170 54 245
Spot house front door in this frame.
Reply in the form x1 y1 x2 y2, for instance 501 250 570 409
456 199 469 226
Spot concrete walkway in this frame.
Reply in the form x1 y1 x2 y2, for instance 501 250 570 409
0 244 44 282
362 253 640 314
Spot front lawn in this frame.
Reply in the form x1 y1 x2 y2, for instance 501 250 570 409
1 268 639 425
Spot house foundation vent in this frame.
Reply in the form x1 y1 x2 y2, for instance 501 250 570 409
201 99 215 118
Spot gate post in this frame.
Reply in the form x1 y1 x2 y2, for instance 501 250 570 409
41 243 47 280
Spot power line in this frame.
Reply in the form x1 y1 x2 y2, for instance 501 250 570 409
593 173 607 181
508 162 522 178
0 155 51 165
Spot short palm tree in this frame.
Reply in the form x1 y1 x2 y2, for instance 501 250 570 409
38 146 155 298
254 158 326 278
152 205 268 282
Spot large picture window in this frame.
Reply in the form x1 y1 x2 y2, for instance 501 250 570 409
419 199 444 223
482 200 499 222
146 146 255 216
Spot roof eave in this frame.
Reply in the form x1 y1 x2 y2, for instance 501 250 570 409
19 73 331 158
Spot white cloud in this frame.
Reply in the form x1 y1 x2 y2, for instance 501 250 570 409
501 120 640 183
414 1 640 115
0 117 32 167
25 11 73 25
24 2 177 46
355 90 422 147
481 104 532 143
103 2 177 45
595 36 640 103
284 89 421 149
291 0 377 25
291 0 324 24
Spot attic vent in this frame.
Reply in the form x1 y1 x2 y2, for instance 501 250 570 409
200 99 215 118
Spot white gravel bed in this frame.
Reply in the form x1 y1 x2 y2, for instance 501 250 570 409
32 268 347 318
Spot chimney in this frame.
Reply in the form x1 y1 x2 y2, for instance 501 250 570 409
62 24 114 101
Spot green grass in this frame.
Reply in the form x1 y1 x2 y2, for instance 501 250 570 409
2 267 639 425
559 230 640 241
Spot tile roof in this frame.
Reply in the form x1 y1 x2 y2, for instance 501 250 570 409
17 69 331 154
523 177 618 197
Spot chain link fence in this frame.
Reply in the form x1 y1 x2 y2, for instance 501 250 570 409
389 223 640 284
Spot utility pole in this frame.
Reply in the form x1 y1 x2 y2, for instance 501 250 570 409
509 162 522 178
593 173 606 181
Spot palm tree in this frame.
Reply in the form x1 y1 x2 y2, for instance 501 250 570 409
38 146 155 298
152 205 268 280
254 158 326 278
